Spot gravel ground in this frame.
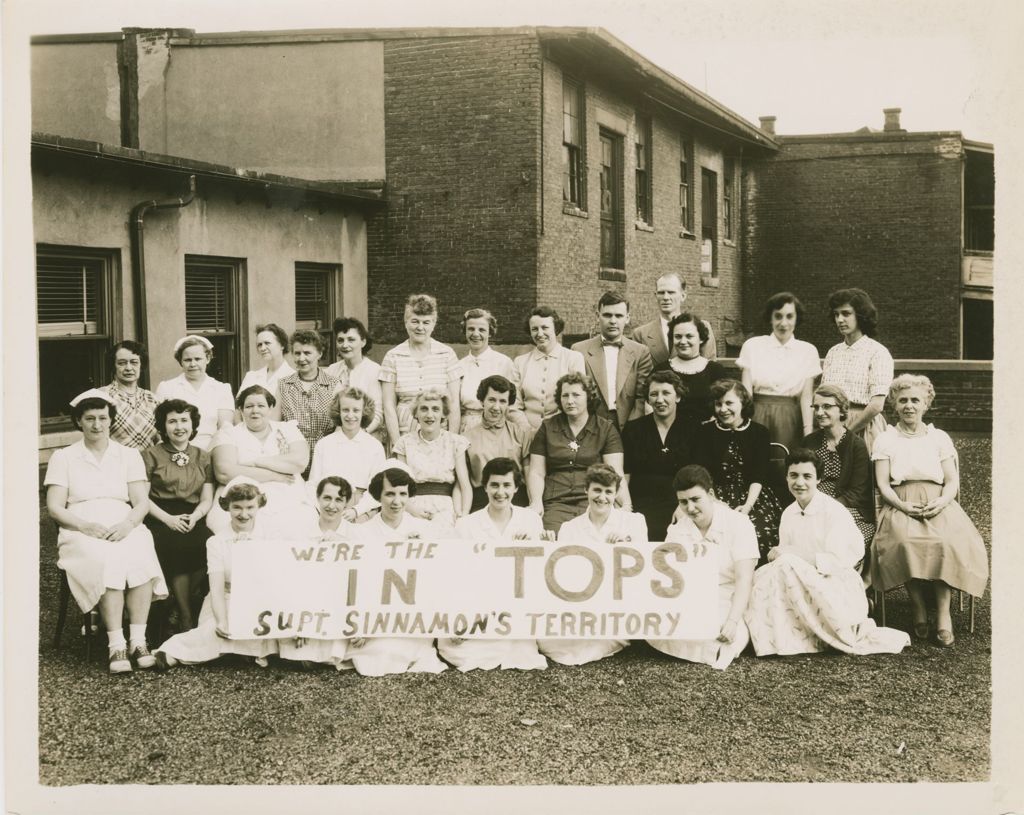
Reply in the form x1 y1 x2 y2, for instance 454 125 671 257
36 436 992 785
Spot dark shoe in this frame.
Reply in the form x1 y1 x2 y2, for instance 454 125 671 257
109 648 132 674
936 628 955 647
130 643 156 669
912 623 929 639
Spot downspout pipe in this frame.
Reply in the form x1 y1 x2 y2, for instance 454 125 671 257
129 174 197 387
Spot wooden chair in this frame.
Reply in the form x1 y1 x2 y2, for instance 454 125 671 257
768 442 790 503
53 568 100 660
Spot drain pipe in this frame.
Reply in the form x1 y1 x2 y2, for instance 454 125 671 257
129 174 197 387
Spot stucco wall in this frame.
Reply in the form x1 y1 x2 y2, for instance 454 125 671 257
31 41 122 145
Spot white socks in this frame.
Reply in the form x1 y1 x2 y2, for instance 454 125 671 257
107 630 126 652
128 624 147 649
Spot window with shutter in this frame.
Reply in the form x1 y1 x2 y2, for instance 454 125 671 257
295 262 340 363
184 256 244 388
36 245 119 428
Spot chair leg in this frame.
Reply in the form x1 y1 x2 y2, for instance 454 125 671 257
969 595 975 634
958 589 964 613
54 571 71 651
878 589 886 627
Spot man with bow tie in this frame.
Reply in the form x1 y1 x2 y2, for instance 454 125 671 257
572 292 654 431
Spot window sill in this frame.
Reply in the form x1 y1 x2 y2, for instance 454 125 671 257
700 274 720 288
679 229 696 240
599 268 627 282
723 238 737 248
634 220 654 233
562 203 589 219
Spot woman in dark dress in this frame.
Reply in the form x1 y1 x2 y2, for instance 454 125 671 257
141 399 215 631
527 372 627 533
622 370 693 541
692 379 783 562
801 384 875 559
653 312 728 428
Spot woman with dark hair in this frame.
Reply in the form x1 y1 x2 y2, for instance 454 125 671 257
647 465 758 670
692 379 783 561
745 449 910 656
652 312 728 426
464 374 532 512
141 398 215 632
870 375 988 645
801 384 874 554
737 292 821 450
155 335 234 450
207 384 314 536
307 386 386 519
512 306 586 431
821 288 894 453
100 340 161 450
275 330 342 469
458 308 517 432
154 477 279 670
238 323 295 397
325 317 384 441
527 372 627 532
437 458 552 672
380 294 463 448
622 370 694 541
346 463 448 676
45 389 167 673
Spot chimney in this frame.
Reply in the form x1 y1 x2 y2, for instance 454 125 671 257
883 107 904 132
759 116 776 136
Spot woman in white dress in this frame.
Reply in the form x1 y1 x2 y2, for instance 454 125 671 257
207 385 315 536
393 388 472 528
737 292 822 450
647 465 758 670
324 317 384 444
538 464 646 666
457 308 518 432
45 389 167 673
154 477 279 669
154 335 234 450
745 449 911 656
346 465 448 676
278 476 356 670
512 307 586 431
237 323 295 399
307 386 386 520
437 458 552 671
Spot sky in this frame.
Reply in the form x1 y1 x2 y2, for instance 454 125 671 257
9 0 1016 143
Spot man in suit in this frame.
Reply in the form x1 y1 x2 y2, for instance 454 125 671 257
572 291 654 431
631 272 717 366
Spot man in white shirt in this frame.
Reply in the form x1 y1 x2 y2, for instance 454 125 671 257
630 273 717 365
572 292 654 430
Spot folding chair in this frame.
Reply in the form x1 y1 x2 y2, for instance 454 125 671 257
768 442 790 504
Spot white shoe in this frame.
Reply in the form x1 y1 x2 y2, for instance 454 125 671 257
109 648 132 674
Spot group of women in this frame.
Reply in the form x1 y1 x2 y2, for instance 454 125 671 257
45 286 988 676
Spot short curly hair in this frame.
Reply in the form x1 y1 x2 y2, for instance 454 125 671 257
368 467 418 501
666 312 709 350
462 308 497 338
555 372 602 415
405 293 438 316
476 374 517 407
70 398 117 430
786 447 823 478
154 399 201 443
813 384 850 422
887 373 935 411
762 291 805 329
482 457 523 489
709 378 755 420
235 384 276 410
218 482 267 510
646 369 687 402
290 329 324 354
828 288 878 337
316 475 353 502
108 340 148 370
526 306 565 337
332 317 374 354
412 387 451 418
254 323 289 351
585 462 621 489
329 386 376 429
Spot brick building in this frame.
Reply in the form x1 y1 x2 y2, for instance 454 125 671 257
742 109 994 360
369 28 778 348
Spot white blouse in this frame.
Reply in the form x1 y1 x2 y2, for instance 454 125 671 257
665 501 759 592
737 335 821 397
238 362 296 398
458 347 517 415
154 374 234 450
557 508 649 544
777 491 863 575
871 423 956 485
456 506 544 541
307 428 387 495
44 440 147 505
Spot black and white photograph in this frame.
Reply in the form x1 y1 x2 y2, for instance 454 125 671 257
4 0 1022 812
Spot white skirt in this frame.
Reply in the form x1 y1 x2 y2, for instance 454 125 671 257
277 637 350 669
437 638 548 672
648 589 749 670
537 638 628 666
344 637 448 676
157 590 278 664
57 498 168 612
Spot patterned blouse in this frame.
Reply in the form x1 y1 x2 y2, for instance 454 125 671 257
100 382 160 450
821 335 894 407
393 430 470 485
276 368 342 455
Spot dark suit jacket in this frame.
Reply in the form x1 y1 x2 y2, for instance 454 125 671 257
570 336 654 426
631 317 717 367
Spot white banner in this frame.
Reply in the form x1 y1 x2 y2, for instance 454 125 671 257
227 537 720 641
